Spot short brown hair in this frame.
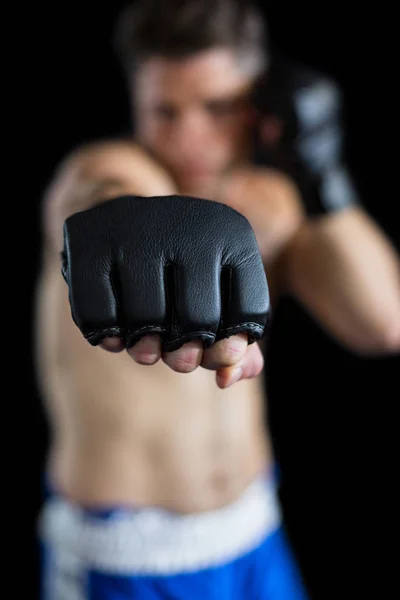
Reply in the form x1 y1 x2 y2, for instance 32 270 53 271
113 0 268 78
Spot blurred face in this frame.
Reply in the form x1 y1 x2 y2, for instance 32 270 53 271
132 48 256 195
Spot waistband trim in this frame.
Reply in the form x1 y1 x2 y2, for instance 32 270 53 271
39 473 281 575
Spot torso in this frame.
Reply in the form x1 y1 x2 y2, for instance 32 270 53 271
36 261 272 512
35 141 299 513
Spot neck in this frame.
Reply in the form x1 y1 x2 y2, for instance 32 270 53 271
178 182 220 201
176 161 249 202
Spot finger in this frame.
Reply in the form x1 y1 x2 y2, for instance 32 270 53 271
216 341 264 389
162 339 203 373
62 224 120 346
218 246 269 344
100 337 125 353
163 260 221 351
117 260 167 348
127 334 162 365
201 333 248 370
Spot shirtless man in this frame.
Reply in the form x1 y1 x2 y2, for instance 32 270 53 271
35 1 400 598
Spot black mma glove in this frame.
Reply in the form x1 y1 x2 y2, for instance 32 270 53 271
251 56 361 218
61 195 270 352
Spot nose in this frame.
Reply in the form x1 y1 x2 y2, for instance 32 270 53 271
171 111 211 154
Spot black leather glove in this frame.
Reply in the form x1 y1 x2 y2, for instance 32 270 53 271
61 195 270 352
251 56 361 218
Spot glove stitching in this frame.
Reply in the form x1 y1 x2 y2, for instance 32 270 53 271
85 327 123 339
219 322 263 334
85 322 263 341
127 325 167 335
167 330 216 343
85 325 167 339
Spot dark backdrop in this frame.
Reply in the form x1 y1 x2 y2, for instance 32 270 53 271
22 2 398 598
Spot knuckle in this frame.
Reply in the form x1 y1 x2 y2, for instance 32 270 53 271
101 337 124 353
136 352 159 365
217 337 246 365
130 335 160 364
171 349 201 373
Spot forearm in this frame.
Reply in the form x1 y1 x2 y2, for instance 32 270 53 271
41 140 177 256
280 207 400 354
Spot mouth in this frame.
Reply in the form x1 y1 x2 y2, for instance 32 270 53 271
179 166 215 178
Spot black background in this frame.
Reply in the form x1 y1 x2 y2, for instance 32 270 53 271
19 1 399 597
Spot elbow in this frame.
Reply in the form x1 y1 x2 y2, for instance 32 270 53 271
378 320 400 354
351 319 400 357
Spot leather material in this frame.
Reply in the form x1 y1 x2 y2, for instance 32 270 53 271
61 195 270 351
251 55 360 217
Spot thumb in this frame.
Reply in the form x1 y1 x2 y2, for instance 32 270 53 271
216 341 264 389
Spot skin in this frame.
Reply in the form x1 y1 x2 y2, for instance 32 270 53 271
36 47 400 513
132 49 254 198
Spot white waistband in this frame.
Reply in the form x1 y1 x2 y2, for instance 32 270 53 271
39 473 281 575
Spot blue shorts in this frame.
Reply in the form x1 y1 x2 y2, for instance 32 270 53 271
38 471 310 599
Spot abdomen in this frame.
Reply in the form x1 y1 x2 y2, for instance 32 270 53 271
36 263 272 512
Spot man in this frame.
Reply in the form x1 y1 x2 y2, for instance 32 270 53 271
35 0 400 598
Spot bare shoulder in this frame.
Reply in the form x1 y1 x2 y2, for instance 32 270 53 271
224 166 303 222
246 166 303 218
47 137 175 196
41 138 176 255
222 165 305 262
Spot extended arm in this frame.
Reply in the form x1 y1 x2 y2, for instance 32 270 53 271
279 206 400 355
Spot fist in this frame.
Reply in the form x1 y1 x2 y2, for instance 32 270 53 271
62 194 270 385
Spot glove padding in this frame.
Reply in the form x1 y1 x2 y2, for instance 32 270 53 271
251 56 361 217
61 195 270 352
